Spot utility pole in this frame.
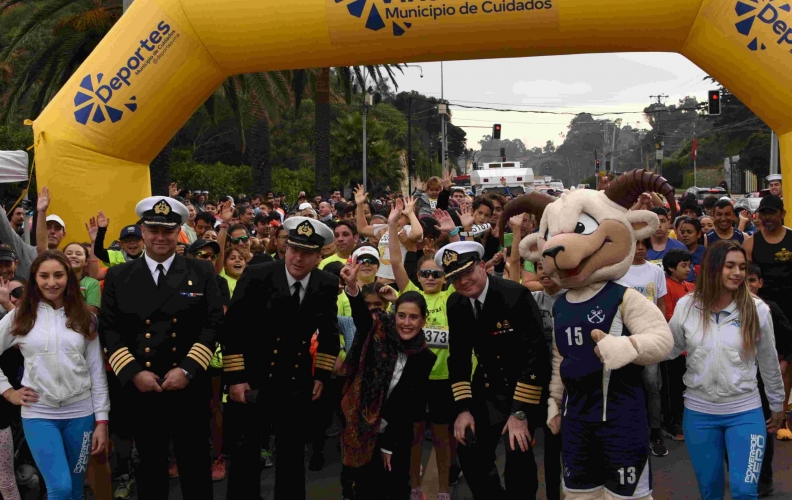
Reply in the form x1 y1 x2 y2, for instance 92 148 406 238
693 120 698 187
407 95 413 194
440 62 447 175
362 92 372 191
770 130 780 175
649 95 668 174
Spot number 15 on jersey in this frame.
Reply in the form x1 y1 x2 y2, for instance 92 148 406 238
566 327 583 346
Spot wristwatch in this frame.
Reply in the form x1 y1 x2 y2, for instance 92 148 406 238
180 368 193 380
512 411 526 421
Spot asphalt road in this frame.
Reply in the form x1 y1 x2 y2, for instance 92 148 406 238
98 428 792 500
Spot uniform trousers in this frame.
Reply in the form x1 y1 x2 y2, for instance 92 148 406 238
456 395 540 500
130 381 213 500
351 440 412 500
227 384 312 500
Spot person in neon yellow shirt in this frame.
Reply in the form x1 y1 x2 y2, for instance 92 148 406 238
220 248 246 298
318 221 358 270
384 199 460 500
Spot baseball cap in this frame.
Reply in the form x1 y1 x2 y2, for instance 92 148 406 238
352 246 379 263
119 225 142 240
298 202 313 211
758 195 784 213
46 214 66 230
188 239 221 255
0 248 17 262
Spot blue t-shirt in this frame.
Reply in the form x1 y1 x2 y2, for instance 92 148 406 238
646 237 687 262
688 245 705 282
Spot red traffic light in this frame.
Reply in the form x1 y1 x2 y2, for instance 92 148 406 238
711 93 718 100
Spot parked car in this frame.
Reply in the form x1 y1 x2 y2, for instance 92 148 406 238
745 189 770 198
685 186 729 205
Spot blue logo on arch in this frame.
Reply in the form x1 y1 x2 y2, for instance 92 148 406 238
73 74 137 125
734 0 792 52
335 0 412 37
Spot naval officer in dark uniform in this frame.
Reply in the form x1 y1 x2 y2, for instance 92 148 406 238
224 216 341 500
99 196 223 500
441 241 550 500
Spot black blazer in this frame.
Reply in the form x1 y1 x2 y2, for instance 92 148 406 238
447 275 549 423
99 255 224 386
347 291 436 452
223 260 340 390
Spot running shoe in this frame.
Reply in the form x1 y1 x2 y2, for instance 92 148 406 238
437 493 452 500
650 438 669 457
660 426 684 442
168 461 179 478
211 455 227 482
449 464 463 486
758 481 774 498
113 475 135 499
261 449 274 468
410 488 425 500
777 422 792 441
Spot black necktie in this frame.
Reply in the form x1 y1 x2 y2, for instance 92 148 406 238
292 281 302 309
156 264 165 288
474 299 483 319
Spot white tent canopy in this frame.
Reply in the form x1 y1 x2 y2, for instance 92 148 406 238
0 151 29 184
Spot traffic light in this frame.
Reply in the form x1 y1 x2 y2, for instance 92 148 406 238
605 160 611 172
595 159 601 171
499 147 505 157
493 124 502 140
708 90 721 115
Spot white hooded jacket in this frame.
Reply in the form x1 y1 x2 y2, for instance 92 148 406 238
0 305 109 420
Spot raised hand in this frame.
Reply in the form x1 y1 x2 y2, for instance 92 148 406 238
353 184 368 206
378 285 398 304
459 205 474 229
415 180 426 192
340 261 361 288
403 195 417 215
509 214 523 230
168 182 179 197
220 200 234 223
388 199 403 225
95 210 109 229
0 278 11 309
85 217 99 242
37 187 50 212
442 170 453 190
433 209 456 233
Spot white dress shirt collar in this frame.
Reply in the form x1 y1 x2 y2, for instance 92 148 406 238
144 252 176 275
285 268 311 293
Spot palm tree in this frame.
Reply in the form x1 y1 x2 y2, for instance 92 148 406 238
293 65 402 197
1 0 122 124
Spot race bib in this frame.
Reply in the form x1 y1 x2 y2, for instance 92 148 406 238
424 327 449 349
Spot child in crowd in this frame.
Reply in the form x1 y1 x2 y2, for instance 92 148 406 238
620 238 669 456
747 263 792 496
676 218 705 282
413 177 443 217
530 260 565 500
660 249 695 442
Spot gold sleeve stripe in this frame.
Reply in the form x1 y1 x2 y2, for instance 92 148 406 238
515 387 542 396
451 381 471 389
110 353 134 371
114 356 136 374
316 353 337 362
224 361 244 368
224 365 245 372
224 354 244 360
514 394 541 404
315 364 334 372
188 348 212 365
109 348 132 366
453 386 472 395
516 382 542 390
192 343 214 359
187 352 210 369
454 392 472 401
515 390 541 399
315 358 336 367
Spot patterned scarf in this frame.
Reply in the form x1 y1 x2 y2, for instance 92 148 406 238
339 310 427 467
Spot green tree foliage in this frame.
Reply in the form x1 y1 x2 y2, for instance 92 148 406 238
169 150 253 198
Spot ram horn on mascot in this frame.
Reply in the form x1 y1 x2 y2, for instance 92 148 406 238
500 170 675 437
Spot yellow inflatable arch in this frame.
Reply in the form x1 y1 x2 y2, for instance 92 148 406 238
32 0 792 231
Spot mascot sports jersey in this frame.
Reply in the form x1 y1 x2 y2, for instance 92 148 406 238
502 170 675 500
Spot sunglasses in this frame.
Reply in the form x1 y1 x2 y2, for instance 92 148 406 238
418 269 445 279
10 287 23 299
230 235 249 244
357 257 379 265
193 251 217 261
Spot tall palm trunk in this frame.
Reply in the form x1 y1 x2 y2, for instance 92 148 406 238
314 67 331 196
150 139 173 195
247 100 271 194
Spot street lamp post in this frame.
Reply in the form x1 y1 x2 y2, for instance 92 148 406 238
362 93 370 191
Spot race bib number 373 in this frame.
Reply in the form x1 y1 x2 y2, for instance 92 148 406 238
424 327 449 349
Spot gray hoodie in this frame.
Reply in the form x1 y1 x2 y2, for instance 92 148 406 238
0 210 36 279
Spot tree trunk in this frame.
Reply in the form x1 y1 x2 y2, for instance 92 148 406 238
247 104 271 195
149 139 174 196
314 67 331 196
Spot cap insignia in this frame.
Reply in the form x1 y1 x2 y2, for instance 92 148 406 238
443 250 458 267
297 221 314 237
154 200 171 215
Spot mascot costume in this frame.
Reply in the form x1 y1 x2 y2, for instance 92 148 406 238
501 170 675 500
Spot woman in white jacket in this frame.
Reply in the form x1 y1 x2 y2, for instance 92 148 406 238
669 240 784 500
0 251 109 500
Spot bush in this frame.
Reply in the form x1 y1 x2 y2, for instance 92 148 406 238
272 167 316 200
170 158 253 200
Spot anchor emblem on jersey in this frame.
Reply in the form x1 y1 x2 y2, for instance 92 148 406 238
587 307 605 324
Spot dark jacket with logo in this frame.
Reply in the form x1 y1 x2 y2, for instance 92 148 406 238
99 255 223 387
447 275 549 423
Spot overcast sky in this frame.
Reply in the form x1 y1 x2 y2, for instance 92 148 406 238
393 52 716 151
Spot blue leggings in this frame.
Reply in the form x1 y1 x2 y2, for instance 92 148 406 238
22 415 95 500
684 407 766 500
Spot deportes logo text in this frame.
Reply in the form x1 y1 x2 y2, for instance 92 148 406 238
734 0 792 53
73 20 179 125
